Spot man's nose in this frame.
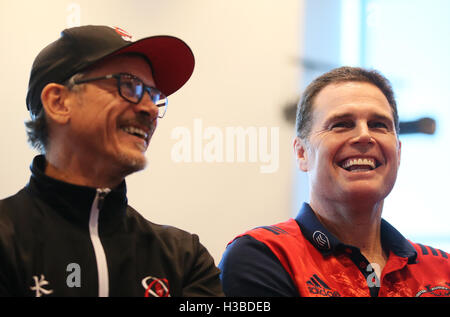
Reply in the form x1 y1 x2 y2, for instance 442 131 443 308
351 122 374 147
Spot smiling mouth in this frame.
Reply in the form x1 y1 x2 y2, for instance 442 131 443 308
121 126 149 140
338 157 381 172
119 126 152 151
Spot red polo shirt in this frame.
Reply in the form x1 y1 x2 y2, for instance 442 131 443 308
219 203 450 297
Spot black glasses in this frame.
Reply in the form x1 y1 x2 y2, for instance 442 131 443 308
72 73 168 118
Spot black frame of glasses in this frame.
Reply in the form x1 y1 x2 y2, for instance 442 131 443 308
72 72 168 118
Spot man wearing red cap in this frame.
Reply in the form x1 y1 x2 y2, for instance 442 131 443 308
0 25 223 297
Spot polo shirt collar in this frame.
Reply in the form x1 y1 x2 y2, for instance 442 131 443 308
295 203 417 262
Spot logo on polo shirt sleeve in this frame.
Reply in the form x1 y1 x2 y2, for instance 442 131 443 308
312 231 331 250
415 283 450 297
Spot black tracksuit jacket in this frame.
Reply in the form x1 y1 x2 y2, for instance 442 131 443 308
0 155 223 297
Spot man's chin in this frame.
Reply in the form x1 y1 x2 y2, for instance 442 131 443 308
339 185 390 205
116 150 148 175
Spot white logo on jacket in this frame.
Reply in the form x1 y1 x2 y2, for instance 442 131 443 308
30 274 54 297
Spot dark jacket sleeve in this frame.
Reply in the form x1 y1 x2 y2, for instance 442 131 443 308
0 226 14 296
0 199 23 297
0 197 24 297
219 235 299 297
181 234 224 297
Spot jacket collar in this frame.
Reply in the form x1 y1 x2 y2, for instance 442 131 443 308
27 155 128 229
295 203 417 262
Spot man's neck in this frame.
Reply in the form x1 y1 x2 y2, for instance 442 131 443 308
309 197 387 267
44 151 124 189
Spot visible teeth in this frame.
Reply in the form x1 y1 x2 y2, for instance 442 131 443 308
121 126 148 139
341 158 376 170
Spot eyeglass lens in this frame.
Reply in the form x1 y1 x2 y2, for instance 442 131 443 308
119 75 167 118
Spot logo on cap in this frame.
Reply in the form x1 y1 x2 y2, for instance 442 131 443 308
312 231 331 250
112 26 133 42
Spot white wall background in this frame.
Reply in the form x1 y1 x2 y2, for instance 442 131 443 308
0 0 303 264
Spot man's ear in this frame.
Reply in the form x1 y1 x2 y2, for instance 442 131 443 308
397 139 402 168
293 136 309 172
40 83 72 124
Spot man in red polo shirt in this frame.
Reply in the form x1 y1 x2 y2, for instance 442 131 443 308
219 67 450 297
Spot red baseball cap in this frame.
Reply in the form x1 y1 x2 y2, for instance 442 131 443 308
26 25 195 117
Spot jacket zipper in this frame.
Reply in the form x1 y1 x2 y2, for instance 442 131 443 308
89 188 111 297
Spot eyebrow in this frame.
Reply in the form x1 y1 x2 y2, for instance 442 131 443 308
323 113 353 127
323 112 394 127
371 113 394 123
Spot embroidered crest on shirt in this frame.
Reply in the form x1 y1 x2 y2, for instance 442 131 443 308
141 276 171 297
312 231 331 250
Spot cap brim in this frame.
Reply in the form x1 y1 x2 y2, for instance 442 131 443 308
111 35 195 96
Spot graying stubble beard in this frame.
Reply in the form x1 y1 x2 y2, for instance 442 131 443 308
116 150 148 176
